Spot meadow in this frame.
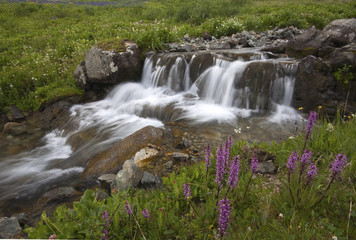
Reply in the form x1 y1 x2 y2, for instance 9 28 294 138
0 0 355 113
24 112 356 239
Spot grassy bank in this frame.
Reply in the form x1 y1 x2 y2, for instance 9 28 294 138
24 112 356 239
0 0 355 112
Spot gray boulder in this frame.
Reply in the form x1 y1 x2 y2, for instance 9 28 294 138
0 217 23 239
74 41 141 89
115 159 144 191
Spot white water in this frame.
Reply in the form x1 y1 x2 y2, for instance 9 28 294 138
0 49 302 203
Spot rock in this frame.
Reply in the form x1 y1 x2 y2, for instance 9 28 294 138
287 19 356 58
257 161 278 174
98 174 116 193
133 146 161 168
210 42 230 50
201 32 212 41
38 187 79 205
81 126 164 179
241 146 275 163
75 41 141 89
283 31 294 40
172 152 190 163
261 43 286 54
141 171 161 188
328 44 356 70
165 160 174 170
184 34 190 40
115 159 144 191
8 105 24 120
0 217 23 239
238 38 250 47
2 122 26 136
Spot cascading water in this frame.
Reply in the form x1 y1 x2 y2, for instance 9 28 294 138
0 48 302 213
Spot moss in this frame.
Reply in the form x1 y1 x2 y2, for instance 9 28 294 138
95 38 126 52
302 47 316 57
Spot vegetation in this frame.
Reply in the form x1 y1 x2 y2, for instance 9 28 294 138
24 112 356 239
0 0 355 112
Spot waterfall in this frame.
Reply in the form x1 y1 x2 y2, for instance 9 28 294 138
0 49 302 205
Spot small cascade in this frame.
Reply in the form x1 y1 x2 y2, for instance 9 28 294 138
0 48 302 207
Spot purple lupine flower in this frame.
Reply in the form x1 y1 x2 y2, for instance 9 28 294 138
305 111 317 141
307 163 318 179
205 144 212 170
101 228 109 240
102 210 110 226
142 209 150 219
215 144 227 187
183 183 192 199
124 202 133 216
300 150 312 167
287 151 299 173
250 155 259 174
227 156 240 189
330 154 347 176
218 197 232 237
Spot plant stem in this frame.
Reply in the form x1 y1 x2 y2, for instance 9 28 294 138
243 173 253 199
311 176 335 208
346 197 352 240
287 172 295 206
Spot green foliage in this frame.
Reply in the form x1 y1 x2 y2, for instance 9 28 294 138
24 114 356 239
333 64 354 86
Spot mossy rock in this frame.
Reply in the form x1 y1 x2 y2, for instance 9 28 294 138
95 38 126 52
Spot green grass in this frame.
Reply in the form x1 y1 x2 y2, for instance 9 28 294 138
0 0 355 112
24 114 356 239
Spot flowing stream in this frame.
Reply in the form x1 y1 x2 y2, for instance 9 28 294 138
0 49 303 213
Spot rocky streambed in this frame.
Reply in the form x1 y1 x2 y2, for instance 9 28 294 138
0 18 355 238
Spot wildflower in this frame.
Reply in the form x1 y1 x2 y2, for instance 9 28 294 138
250 155 259 174
332 236 338 240
288 136 295 139
218 197 232 237
234 128 241 134
112 188 118 194
279 213 284 218
300 150 312 167
246 126 250 129
205 144 212 170
326 123 334 132
49 234 56 240
101 228 109 240
330 154 347 176
298 107 303 111
227 156 240 189
183 183 192 199
318 106 322 109
124 202 133 216
215 145 227 187
101 210 110 227
307 163 318 180
287 151 299 173
305 111 317 141
142 209 150 218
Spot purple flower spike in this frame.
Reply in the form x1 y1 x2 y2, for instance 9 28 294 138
287 151 299 173
330 154 347 176
183 183 192 199
205 144 212 170
124 202 133 216
301 150 312 166
307 163 318 180
305 111 317 141
142 209 150 219
250 155 259 174
101 210 110 227
218 197 232 237
227 156 240 189
215 145 227 187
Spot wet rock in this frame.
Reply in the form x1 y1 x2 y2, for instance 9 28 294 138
0 217 23 239
12 212 29 227
38 187 79 205
115 159 144 191
75 41 141 89
8 105 24 120
238 37 250 47
81 126 164 179
202 32 212 41
134 146 161 168
2 122 26 136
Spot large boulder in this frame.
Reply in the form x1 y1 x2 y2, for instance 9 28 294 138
81 126 164 179
74 41 141 89
114 159 144 191
0 217 23 239
287 19 356 58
